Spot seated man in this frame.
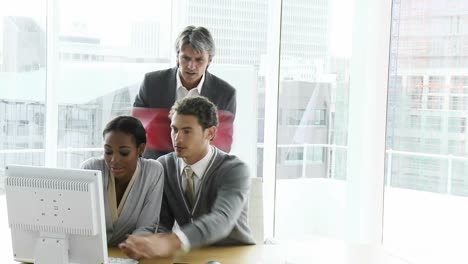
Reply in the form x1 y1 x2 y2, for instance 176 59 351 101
119 96 255 260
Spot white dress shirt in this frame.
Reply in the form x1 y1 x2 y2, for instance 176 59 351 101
179 146 214 197
176 69 206 101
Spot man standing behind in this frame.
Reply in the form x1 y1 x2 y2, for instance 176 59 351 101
133 26 236 159
120 96 254 260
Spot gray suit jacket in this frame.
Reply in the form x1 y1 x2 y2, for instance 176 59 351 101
156 147 255 248
133 67 236 159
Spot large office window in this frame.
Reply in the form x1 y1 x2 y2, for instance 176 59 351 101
55 0 174 168
0 1 47 189
1 0 354 243
0 0 267 214
274 0 353 241
7 0 468 256
384 0 468 262
51 0 263 174
0 1 244 170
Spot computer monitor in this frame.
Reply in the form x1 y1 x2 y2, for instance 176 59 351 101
4 164 108 264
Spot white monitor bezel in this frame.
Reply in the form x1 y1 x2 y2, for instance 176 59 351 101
5 165 108 264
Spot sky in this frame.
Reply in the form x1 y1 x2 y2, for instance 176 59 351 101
329 0 354 57
0 0 355 57
1 0 355 102
0 0 173 52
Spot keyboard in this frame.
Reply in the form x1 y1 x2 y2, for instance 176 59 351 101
108 256 139 264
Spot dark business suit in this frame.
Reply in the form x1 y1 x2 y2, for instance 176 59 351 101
133 67 236 159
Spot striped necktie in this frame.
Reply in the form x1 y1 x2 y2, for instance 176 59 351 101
184 166 195 209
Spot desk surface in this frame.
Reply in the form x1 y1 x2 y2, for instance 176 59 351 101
109 245 274 264
0 237 411 264
108 241 410 264
0 195 410 264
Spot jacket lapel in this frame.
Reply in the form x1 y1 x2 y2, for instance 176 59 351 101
200 71 212 98
164 67 178 106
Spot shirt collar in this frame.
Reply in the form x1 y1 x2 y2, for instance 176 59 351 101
179 146 214 179
176 68 205 95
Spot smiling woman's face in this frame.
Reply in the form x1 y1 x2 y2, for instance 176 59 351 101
103 131 143 181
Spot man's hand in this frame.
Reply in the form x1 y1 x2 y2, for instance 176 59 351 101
118 233 182 260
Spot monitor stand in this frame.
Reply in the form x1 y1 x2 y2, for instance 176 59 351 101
34 233 69 264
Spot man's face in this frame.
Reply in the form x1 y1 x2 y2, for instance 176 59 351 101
171 113 215 165
177 46 211 89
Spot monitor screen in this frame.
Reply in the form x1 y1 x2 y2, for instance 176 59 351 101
4 165 108 264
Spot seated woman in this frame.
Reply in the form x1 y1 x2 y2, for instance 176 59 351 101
81 115 164 247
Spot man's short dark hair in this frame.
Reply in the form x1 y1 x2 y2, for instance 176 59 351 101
169 96 218 129
175 26 215 59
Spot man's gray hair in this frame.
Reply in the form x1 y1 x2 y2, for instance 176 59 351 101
175 26 216 59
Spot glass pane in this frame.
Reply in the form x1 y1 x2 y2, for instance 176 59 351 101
55 0 265 175
56 0 172 167
0 1 47 191
182 1 267 176
384 0 468 262
275 0 353 241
